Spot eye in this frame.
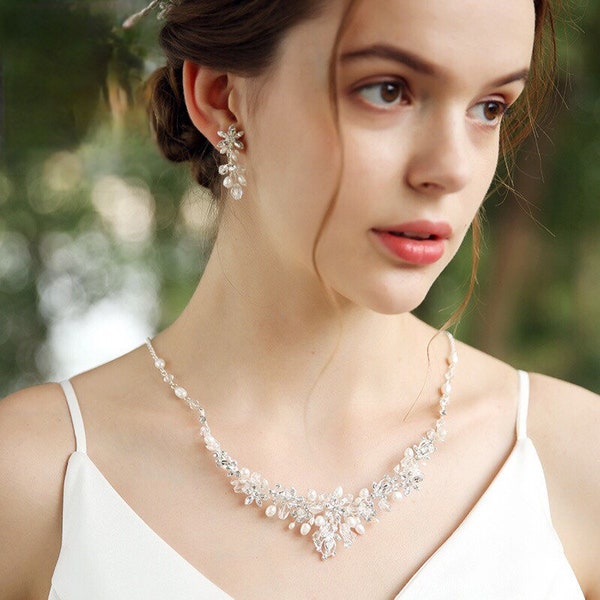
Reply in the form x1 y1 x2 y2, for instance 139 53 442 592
469 100 508 126
356 80 410 108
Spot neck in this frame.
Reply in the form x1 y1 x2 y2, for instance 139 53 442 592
157 234 444 424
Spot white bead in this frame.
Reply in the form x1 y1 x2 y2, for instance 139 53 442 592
204 436 220 452
174 386 187 399
315 516 326 527
288 522 296 530
223 176 233 188
154 358 165 369
307 489 317 502
333 486 343 498
347 517 358 528
300 523 311 536
355 524 366 535
441 382 452 395
231 185 243 200
393 491 403 501
265 505 277 518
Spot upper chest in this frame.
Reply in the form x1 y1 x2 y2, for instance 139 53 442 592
55 438 585 600
83 408 520 599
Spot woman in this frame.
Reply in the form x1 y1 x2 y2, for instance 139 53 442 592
0 0 598 598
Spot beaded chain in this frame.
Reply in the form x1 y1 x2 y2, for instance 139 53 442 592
145 332 457 560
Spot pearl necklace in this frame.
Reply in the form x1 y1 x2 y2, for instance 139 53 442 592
145 332 457 560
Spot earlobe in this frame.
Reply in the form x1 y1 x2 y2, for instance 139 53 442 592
182 60 236 148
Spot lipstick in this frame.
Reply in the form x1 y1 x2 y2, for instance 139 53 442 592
371 221 452 265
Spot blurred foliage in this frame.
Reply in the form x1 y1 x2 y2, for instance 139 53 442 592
0 0 598 395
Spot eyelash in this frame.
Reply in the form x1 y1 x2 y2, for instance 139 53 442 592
355 79 510 128
356 79 411 108
467 101 510 127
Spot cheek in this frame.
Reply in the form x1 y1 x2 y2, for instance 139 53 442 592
469 143 501 211
335 127 401 221
244 83 342 261
446 149 498 259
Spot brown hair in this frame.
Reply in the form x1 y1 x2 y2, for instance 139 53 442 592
146 0 326 198
147 0 558 318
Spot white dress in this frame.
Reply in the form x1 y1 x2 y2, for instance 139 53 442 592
48 372 585 599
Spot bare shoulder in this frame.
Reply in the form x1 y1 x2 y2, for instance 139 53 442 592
0 383 75 599
527 373 600 597
527 373 599 477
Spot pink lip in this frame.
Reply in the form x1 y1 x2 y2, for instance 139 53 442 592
371 220 452 265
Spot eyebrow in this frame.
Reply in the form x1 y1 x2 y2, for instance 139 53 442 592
340 44 530 88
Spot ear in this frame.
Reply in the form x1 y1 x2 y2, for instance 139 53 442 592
182 60 238 148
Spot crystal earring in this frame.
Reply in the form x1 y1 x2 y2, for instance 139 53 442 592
216 125 247 201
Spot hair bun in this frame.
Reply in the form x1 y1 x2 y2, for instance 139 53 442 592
146 66 217 191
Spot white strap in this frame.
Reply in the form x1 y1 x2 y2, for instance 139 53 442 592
516 370 530 441
60 380 87 454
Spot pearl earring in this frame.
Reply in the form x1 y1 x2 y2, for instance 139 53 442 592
217 125 247 200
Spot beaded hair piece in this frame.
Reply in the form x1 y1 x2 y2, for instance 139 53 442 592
123 0 179 28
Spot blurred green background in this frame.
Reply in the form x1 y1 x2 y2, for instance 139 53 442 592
0 0 598 396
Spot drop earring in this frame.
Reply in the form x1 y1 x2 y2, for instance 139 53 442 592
217 125 247 200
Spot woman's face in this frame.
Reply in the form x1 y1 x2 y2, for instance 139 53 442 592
235 0 536 314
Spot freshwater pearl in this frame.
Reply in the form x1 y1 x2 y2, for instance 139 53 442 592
174 386 187 399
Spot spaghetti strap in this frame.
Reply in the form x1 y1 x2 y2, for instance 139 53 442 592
515 370 530 441
60 380 87 454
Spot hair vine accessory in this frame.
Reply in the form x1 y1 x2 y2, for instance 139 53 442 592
122 0 176 29
145 332 457 560
216 125 247 200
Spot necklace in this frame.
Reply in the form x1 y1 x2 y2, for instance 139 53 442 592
145 332 457 560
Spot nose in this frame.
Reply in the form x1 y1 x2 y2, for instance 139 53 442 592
405 109 473 196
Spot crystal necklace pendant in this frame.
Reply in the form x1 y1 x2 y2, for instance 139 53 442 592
145 332 457 560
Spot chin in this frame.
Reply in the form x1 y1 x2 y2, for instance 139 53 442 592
337 277 434 316
364 292 429 316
